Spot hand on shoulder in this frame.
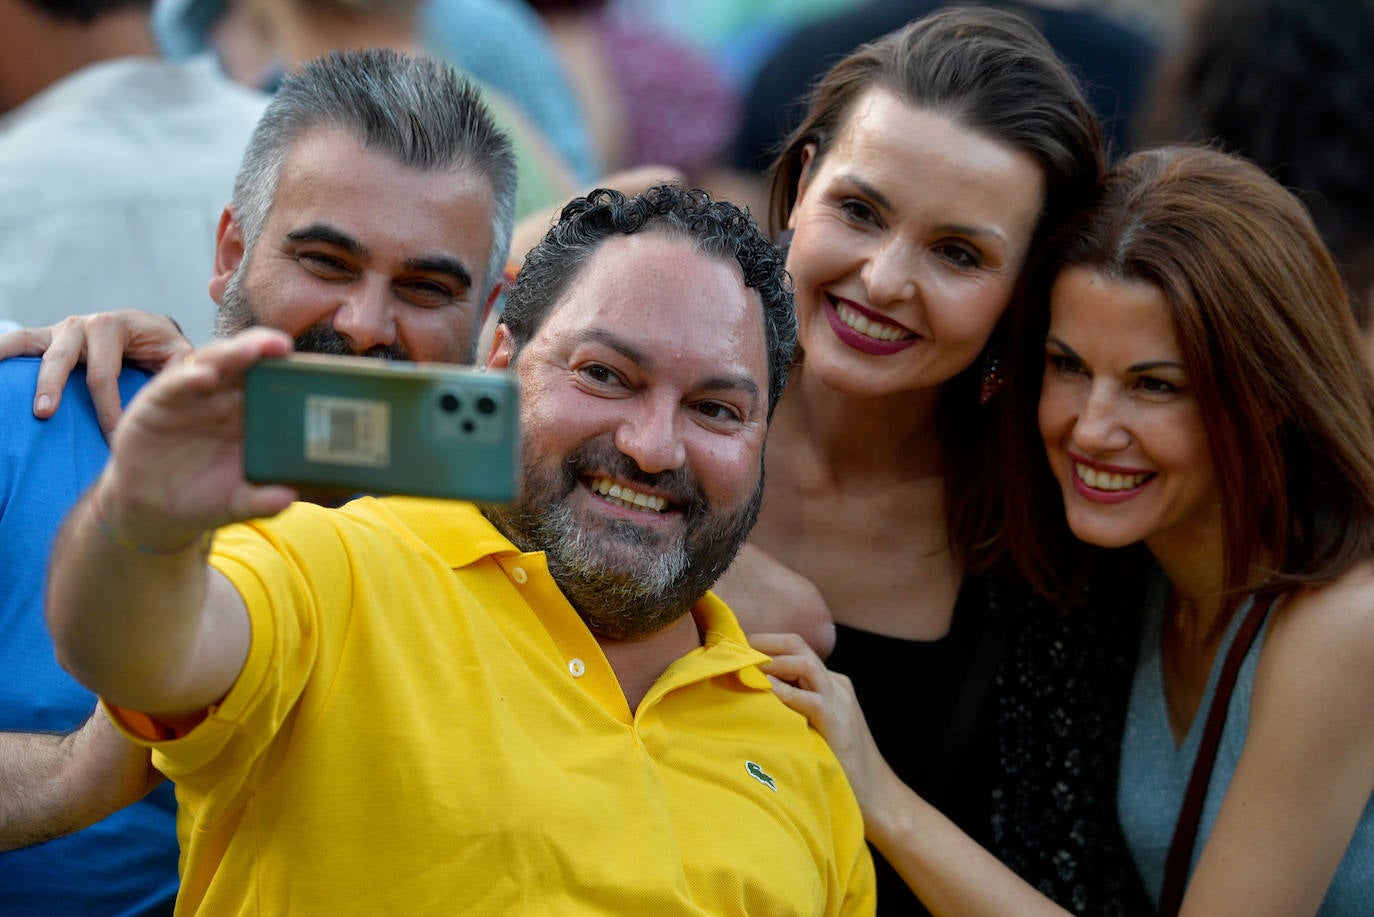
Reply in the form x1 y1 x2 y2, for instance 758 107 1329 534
0 311 193 435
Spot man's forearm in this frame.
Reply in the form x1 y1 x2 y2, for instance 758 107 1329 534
0 707 162 852
48 330 290 717
0 727 87 851
47 482 216 713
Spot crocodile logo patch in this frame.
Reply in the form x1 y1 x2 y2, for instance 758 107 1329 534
746 761 778 792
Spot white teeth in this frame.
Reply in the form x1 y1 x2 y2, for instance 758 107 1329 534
836 303 912 342
590 477 668 512
1075 464 1150 492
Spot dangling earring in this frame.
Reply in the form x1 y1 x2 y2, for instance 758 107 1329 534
979 348 1004 405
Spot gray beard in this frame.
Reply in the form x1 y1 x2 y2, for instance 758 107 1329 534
483 437 762 640
214 264 254 337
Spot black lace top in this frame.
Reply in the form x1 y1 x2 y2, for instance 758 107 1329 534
826 572 1151 916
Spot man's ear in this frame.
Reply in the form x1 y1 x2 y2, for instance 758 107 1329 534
788 143 819 231
481 278 504 326
487 322 514 370
208 206 246 305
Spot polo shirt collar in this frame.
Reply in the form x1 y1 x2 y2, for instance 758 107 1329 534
374 495 519 569
374 495 772 688
686 592 774 690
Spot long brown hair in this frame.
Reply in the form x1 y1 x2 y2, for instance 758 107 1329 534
1003 145 1374 619
765 6 1104 568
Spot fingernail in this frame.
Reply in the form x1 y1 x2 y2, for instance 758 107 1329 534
35 395 51 414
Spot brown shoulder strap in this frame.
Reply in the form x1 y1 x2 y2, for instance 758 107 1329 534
1157 592 1279 917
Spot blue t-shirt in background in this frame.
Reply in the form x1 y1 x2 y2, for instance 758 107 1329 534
0 357 177 916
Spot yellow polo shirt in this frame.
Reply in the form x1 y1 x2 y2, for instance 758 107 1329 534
124 496 875 915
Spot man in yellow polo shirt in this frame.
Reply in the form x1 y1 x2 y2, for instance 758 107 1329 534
46 184 877 914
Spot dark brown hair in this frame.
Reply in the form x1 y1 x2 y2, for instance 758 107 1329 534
767 6 1102 252
1002 145 1374 618
765 6 1104 568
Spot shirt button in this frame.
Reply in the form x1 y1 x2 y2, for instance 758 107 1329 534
511 566 528 584
568 658 586 678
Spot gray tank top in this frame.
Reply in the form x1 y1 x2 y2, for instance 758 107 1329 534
1118 579 1374 913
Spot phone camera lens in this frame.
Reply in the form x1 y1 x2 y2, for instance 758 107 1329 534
439 393 461 413
476 396 496 415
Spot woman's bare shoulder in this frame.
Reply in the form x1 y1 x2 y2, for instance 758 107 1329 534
1256 561 1374 723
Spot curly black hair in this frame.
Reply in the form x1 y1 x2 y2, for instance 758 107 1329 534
502 185 796 415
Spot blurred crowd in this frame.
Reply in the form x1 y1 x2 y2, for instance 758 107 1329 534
2 2 1373 915
4 0 1372 352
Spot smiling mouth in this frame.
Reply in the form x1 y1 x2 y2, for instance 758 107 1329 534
589 477 670 513
833 302 915 342
1074 463 1153 492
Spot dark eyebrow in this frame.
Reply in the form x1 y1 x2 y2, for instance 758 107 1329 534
286 223 365 256
1046 336 1185 374
285 223 473 290
1127 360 1186 374
403 255 473 292
838 174 894 213
576 328 762 406
1045 335 1076 355
934 221 1005 243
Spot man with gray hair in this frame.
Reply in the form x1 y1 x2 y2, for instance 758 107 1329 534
0 46 516 911
5 45 516 434
44 184 876 913
212 45 516 362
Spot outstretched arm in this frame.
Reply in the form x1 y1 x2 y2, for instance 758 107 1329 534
0 311 193 436
0 706 162 852
753 632 1069 917
47 329 297 719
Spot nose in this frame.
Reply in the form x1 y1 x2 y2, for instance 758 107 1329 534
614 397 687 475
330 281 397 354
862 239 918 305
1072 382 1131 454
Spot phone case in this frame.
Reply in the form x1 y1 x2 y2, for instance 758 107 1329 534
243 354 520 503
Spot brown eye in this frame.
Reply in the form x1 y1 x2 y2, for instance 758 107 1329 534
839 199 880 226
300 253 350 277
580 364 622 386
1047 354 1085 376
936 243 980 269
696 401 742 424
400 280 455 308
1137 376 1178 395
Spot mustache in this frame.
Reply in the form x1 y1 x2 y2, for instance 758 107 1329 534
564 438 706 517
293 322 412 361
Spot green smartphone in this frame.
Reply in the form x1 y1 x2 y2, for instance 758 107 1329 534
243 354 520 503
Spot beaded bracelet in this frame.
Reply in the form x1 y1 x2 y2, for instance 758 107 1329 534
88 486 211 556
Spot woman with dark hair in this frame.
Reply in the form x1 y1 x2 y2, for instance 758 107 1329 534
718 7 1149 913
763 144 1374 914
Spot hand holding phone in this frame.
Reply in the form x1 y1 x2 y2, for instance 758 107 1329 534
243 354 520 503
